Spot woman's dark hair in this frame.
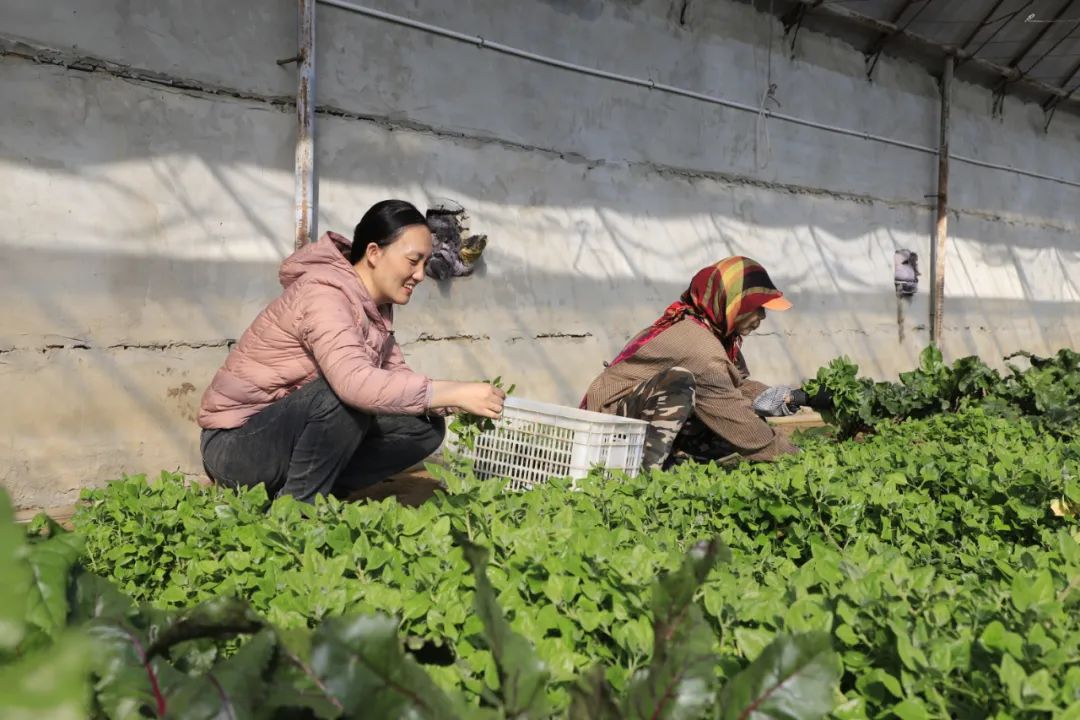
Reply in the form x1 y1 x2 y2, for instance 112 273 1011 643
350 200 428 263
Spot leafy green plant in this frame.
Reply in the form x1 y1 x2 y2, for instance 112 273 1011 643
802 356 875 437
75 403 1080 718
989 348 1080 432
449 376 516 453
804 346 1080 439
0 493 90 720
5 489 840 719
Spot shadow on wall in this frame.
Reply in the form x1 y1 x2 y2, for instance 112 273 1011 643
3 117 1079 375
3 51 1080 504
2 53 1079 244
4 100 1078 347
3 236 1079 503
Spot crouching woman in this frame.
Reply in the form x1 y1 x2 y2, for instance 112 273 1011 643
198 200 505 502
582 256 819 470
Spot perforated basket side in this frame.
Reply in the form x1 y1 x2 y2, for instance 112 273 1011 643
566 421 647 478
472 414 577 488
468 397 648 490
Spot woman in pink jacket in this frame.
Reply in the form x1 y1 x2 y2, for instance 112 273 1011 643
198 200 505 502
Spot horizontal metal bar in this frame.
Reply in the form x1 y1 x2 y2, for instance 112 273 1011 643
950 151 1080 187
316 0 1080 191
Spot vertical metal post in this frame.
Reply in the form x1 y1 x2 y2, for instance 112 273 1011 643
294 0 317 249
930 54 953 346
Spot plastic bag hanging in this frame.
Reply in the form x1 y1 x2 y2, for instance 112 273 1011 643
894 249 920 297
425 200 488 280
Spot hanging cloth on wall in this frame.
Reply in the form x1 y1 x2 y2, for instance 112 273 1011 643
425 200 488 280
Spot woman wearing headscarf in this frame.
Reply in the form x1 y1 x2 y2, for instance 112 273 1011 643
582 257 820 470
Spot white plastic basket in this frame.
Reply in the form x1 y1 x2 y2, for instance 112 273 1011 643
467 396 649 491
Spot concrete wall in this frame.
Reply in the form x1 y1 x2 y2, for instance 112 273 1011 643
2 0 1078 509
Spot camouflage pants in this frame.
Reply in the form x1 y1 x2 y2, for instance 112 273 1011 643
613 367 739 471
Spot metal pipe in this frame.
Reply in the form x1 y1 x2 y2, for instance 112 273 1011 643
1006 0 1075 70
294 0 317 249
315 0 1080 190
1017 6 1080 77
1051 52 1080 98
931 55 953 346
788 0 1077 105
957 0 1009 52
948 150 1079 187
968 0 1035 59
865 0 927 79
315 0 938 154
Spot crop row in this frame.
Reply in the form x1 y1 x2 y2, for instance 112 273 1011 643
74 406 1080 718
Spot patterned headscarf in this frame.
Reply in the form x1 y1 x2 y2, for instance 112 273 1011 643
608 256 786 367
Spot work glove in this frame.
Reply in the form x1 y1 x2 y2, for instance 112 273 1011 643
788 389 811 408
809 387 833 410
752 385 799 417
789 387 833 411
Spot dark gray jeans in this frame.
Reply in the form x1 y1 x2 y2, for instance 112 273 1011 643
200 377 445 503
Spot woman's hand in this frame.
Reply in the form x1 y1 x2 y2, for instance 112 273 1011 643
455 382 506 418
430 381 506 418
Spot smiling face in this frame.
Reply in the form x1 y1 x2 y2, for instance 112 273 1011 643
356 224 433 305
731 307 766 336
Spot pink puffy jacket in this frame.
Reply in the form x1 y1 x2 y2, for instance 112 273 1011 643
198 232 432 429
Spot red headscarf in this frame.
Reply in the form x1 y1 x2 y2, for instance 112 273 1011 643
608 256 787 367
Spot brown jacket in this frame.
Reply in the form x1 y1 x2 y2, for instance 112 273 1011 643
583 320 797 461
